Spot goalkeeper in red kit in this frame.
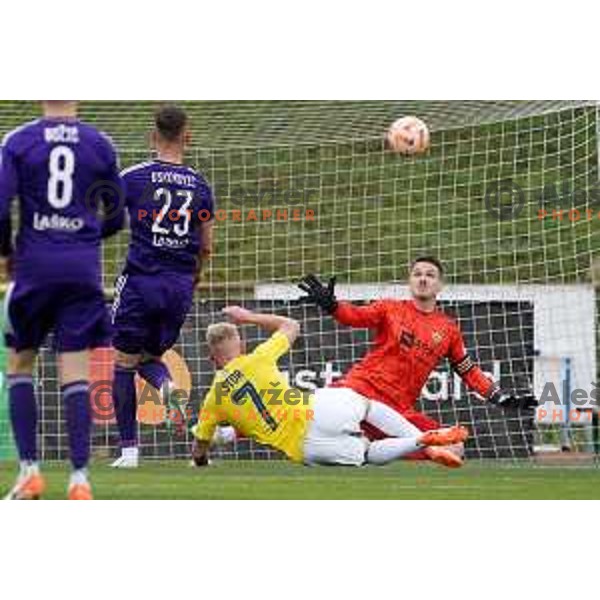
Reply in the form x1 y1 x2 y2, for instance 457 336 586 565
298 257 536 468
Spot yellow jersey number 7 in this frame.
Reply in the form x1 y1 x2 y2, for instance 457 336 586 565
232 382 279 431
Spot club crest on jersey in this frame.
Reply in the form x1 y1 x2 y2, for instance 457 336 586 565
431 331 444 345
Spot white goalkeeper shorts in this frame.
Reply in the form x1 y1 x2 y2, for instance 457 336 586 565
303 387 370 466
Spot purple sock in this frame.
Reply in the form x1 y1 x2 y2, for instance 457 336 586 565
62 380 91 470
137 359 171 391
113 366 137 447
8 375 37 461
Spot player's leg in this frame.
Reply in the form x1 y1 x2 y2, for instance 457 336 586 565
4 349 46 499
360 398 467 464
403 409 465 468
363 400 428 464
59 351 94 499
56 282 113 498
364 398 425 437
111 273 146 467
303 387 369 465
358 398 437 463
137 351 182 433
302 388 463 465
137 352 171 398
363 399 465 468
111 350 142 467
143 275 194 436
303 388 467 466
3 282 49 499
365 421 468 465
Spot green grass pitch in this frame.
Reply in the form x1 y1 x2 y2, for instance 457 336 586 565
2 460 599 499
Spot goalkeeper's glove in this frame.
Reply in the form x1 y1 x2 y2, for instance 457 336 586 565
297 274 338 314
488 387 538 411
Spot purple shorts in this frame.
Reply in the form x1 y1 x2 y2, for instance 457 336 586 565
4 279 111 352
111 271 194 357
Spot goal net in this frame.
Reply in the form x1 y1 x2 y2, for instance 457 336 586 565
0 100 598 463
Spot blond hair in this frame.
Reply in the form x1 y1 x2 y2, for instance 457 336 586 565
206 322 240 350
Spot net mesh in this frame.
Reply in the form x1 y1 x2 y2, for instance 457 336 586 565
0 100 598 463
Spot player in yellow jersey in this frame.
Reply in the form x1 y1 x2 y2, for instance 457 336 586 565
191 306 468 466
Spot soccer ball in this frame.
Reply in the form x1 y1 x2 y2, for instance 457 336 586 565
386 116 430 155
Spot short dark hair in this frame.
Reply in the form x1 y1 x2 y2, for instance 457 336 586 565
155 104 188 142
410 256 444 277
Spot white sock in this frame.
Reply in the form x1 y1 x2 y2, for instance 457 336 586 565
19 461 39 478
70 469 88 486
364 400 422 437
366 438 422 465
123 446 139 460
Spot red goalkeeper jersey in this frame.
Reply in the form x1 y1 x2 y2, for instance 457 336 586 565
331 299 494 411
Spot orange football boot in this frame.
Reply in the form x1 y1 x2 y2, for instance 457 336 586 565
419 425 469 447
425 446 464 468
4 473 46 500
68 482 93 500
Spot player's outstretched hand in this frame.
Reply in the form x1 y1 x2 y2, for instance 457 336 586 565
298 274 338 314
222 305 254 324
489 389 538 411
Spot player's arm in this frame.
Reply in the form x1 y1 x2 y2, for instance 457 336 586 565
200 220 214 261
194 220 215 285
100 136 126 239
194 181 216 286
333 300 386 328
191 384 219 467
0 137 19 280
222 305 300 347
298 274 384 328
0 209 12 281
448 325 537 410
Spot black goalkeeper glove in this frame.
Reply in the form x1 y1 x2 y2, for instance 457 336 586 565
298 274 338 314
488 387 538 411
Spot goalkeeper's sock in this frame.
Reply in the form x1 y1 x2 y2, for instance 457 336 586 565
8 375 38 462
113 366 138 448
137 359 171 391
366 437 422 465
365 400 423 437
62 380 91 470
